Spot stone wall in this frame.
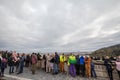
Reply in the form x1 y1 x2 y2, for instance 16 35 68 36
94 61 119 80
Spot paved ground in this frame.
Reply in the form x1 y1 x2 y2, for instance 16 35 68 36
2 67 118 80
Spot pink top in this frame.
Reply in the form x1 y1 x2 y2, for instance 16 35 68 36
116 61 120 71
12 52 17 61
32 54 37 64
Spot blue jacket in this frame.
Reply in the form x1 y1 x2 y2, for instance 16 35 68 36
79 56 84 65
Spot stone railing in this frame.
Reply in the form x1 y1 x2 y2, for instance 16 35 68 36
94 61 119 80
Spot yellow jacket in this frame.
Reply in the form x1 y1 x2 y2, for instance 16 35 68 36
60 55 66 62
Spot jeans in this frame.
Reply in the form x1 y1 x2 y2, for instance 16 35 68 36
1 67 5 76
91 68 97 77
9 66 14 73
19 64 24 73
53 63 58 73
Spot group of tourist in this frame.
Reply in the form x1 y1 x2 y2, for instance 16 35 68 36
0 50 120 80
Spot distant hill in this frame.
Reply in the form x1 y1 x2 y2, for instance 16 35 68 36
91 44 120 57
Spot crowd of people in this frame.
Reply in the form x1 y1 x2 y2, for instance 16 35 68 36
0 50 120 80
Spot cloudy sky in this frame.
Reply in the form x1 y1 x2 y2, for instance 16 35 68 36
0 0 120 53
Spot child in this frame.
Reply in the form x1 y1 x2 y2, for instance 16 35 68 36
64 61 68 75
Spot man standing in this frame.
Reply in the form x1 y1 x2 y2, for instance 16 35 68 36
0 56 7 77
75 55 80 75
8 54 15 74
104 56 113 80
53 52 59 74
31 53 37 74
91 58 97 78
60 53 66 73
79 56 85 77
46 54 51 73
68 53 76 77
17 54 25 74
85 55 91 78
115 56 120 78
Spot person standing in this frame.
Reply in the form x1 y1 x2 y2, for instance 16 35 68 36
75 55 80 75
0 56 7 77
15 53 20 72
91 58 97 78
115 56 120 78
8 54 15 74
46 54 51 73
50 54 55 73
37 53 42 69
31 53 37 74
68 53 77 77
41 55 46 71
53 52 59 74
79 56 85 77
25 54 30 67
85 56 91 78
17 54 25 74
0 53 2 77
104 56 113 80
60 53 66 73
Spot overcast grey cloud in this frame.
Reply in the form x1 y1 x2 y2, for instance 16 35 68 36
0 0 120 53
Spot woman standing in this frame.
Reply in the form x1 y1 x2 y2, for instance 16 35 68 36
31 53 37 74
1 56 7 77
41 55 46 71
85 56 91 78
8 54 15 74
115 56 120 78
104 56 113 80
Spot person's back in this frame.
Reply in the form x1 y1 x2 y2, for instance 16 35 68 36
69 55 76 64
68 54 77 77
85 56 91 78
31 54 37 65
91 62 94 69
46 54 50 61
8 56 14 66
0 57 1 77
54 54 59 64
104 56 113 80
76 55 79 65
91 59 97 78
1 57 7 77
104 59 112 70
80 56 84 65
60 55 63 62
31 54 37 74
79 56 85 77
115 56 120 78
0 57 1 67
